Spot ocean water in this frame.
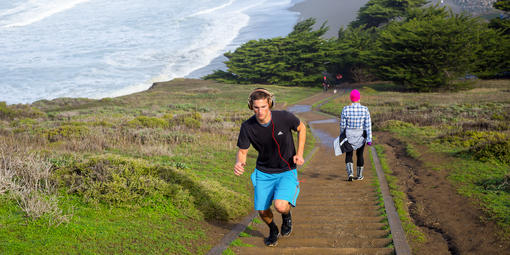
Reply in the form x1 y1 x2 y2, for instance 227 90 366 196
0 0 302 104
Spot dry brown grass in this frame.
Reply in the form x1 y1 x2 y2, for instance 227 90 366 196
0 137 70 225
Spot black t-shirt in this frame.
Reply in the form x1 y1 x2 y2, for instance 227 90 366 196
237 110 300 174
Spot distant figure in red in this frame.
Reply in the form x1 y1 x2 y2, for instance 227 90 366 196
336 73 343 80
322 76 329 92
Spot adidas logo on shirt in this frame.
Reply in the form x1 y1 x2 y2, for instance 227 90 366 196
278 131 284 136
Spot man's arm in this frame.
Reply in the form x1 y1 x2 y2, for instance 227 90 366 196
234 148 249 176
293 121 306 166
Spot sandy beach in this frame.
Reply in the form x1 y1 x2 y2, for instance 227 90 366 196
290 0 370 38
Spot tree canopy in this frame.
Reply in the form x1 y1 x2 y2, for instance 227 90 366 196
204 3 510 91
350 0 427 28
205 18 330 86
371 6 483 91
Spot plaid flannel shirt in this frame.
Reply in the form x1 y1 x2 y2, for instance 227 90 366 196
340 103 372 143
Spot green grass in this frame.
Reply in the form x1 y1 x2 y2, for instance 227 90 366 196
0 195 207 255
0 79 320 254
374 145 427 243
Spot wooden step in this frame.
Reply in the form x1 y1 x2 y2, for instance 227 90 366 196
239 237 392 248
288 216 386 224
250 223 387 234
293 208 383 217
291 222 387 231
273 229 390 239
295 204 382 210
299 193 379 200
297 200 379 206
298 195 378 202
234 247 394 255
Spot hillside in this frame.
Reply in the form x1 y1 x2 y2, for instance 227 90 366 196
0 79 319 254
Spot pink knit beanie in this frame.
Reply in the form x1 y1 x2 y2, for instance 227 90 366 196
350 89 360 102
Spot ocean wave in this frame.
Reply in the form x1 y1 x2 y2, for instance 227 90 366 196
106 1 253 99
0 0 301 104
188 0 235 17
0 0 91 28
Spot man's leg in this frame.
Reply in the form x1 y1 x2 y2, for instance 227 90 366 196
252 170 280 246
274 169 300 237
258 209 279 246
274 199 292 237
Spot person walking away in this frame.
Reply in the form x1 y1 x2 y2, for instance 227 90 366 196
322 76 330 92
340 89 372 181
234 88 306 247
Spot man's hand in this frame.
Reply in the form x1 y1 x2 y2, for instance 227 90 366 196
234 161 246 176
293 155 305 166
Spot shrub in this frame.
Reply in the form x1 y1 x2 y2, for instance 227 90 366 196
45 125 90 142
173 112 202 129
162 132 196 144
184 117 201 129
55 155 171 206
128 116 168 128
10 118 38 133
477 174 510 193
380 120 415 130
0 138 69 224
469 137 510 164
0 102 46 120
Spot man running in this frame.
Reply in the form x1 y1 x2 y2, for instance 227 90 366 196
234 88 306 247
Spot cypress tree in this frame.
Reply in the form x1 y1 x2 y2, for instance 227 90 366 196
371 6 482 91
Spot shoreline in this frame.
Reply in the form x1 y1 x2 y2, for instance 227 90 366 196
187 0 370 80
289 0 370 38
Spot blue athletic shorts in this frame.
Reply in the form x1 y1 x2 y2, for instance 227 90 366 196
251 168 300 211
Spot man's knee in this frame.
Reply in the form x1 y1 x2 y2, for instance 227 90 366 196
258 209 271 217
274 200 290 214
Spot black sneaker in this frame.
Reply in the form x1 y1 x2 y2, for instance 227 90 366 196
264 229 279 246
348 174 354 181
281 212 292 237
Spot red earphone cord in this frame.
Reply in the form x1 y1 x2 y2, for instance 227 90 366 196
271 119 291 171
271 119 302 185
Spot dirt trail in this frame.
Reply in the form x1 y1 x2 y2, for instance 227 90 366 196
232 92 395 254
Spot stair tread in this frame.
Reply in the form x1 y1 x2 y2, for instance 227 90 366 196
239 237 392 248
234 246 394 255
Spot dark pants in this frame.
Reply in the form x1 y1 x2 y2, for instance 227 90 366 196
345 143 365 166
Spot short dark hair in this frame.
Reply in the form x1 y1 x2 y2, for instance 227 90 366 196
248 88 273 109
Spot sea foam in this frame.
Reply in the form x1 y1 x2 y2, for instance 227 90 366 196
0 0 92 28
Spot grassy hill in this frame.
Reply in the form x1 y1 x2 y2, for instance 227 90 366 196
0 79 319 254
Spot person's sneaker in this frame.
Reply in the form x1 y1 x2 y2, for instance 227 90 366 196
264 229 279 246
281 212 292 237
348 174 354 181
356 176 364 180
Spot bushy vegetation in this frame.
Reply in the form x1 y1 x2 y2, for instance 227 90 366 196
373 7 484 91
0 80 319 254
204 18 330 86
206 1 510 91
350 0 427 28
489 0 510 35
